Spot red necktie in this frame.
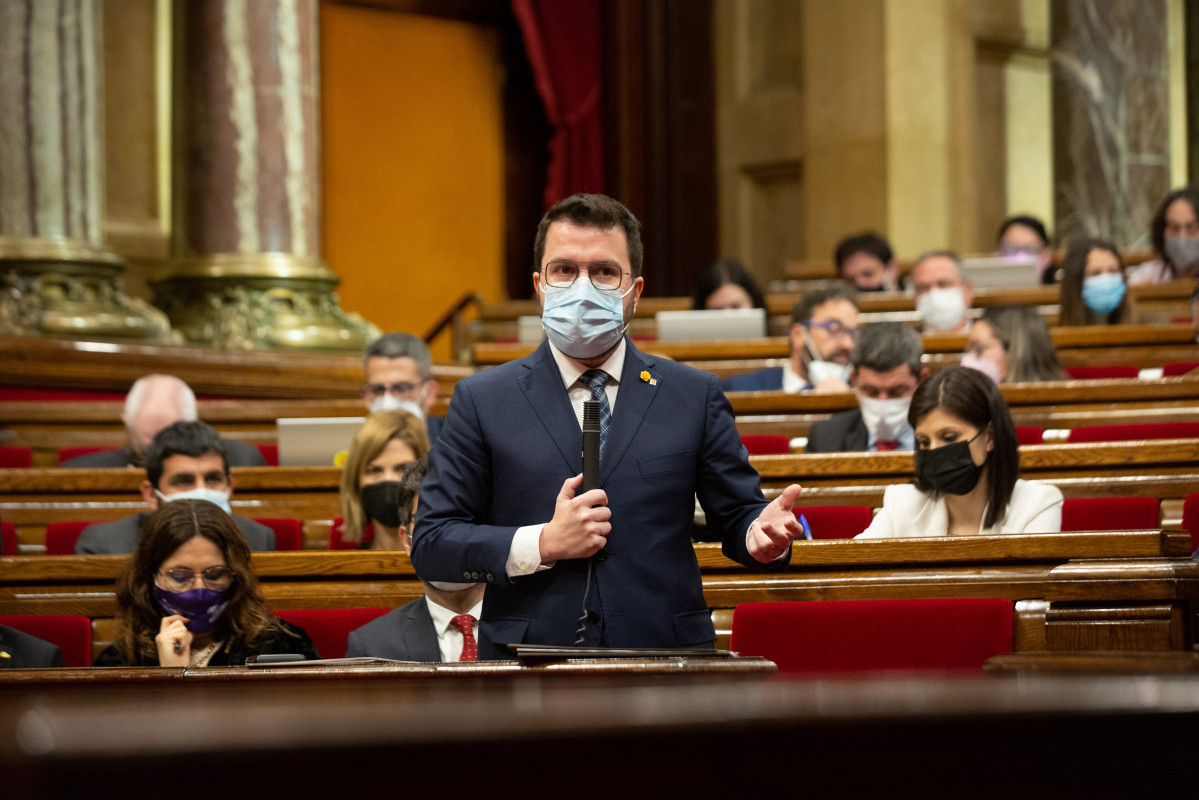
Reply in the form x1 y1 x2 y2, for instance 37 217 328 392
451 614 477 662
875 440 901 451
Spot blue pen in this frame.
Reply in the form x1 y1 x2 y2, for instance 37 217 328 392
799 514 812 541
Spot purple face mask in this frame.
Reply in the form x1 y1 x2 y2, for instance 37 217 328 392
153 585 232 634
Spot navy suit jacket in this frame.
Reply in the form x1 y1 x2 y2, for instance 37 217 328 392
411 338 786 659
721 367 785 393
344 597 441 661
805 409 869 453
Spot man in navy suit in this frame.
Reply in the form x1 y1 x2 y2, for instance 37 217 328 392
721 287 859 393
411 194 803 660
362 332 445 442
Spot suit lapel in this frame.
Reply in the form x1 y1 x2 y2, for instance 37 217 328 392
849 411 870 451
517 340 585 475
600 342 658 485
401 597 442 662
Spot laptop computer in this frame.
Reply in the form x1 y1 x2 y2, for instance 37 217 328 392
276 417 364 467
655 308 767 342
959 256 1040 289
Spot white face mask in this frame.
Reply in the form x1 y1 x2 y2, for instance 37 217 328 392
1165 236 1199 270
916 287 967 331
807 359 851 386
156 487 232 516
370 393 426 420
426 580 477 592
856 394 912 442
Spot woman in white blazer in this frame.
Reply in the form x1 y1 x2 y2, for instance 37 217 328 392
857 366 1062 538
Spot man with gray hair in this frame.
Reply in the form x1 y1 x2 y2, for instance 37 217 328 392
912 250 973 333
60 374 266 468
806 322 927 453
361 332 444 440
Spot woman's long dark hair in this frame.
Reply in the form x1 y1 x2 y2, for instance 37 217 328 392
1058 238 1131 326
690 258 766 310
112 500 280 664
908 366 1019 530
1151 187 1199 278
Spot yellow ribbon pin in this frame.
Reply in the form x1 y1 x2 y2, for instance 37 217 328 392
640 370 657 386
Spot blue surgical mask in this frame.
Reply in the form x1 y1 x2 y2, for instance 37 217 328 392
1081 273 1125 316
540 280 633 360
156 488 232 515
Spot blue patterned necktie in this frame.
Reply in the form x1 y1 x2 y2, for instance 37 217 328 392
580 369 612 458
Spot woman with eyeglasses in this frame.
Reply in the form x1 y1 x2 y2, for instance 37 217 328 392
855 366 1062 538
94 500 319 666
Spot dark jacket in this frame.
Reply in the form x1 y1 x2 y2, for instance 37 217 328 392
0 624 65 668
76 512 275 555
92 619 320 666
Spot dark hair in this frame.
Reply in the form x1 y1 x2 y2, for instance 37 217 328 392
364 332 433 381
997 215 1050 248
790 285 859 325
834 232 894 273
1058 238 1131 326
397 454 428 530
907 366 1019 530
977 306 1067 383
851 321 922 377
690 258 766 310
111 500 280 665
533 193 644 279
1151 187 1199 277
145 421 228 489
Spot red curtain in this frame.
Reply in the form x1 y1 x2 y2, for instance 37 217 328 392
512 0 604 207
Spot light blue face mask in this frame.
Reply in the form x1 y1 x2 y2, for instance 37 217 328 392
1081 272 1126 316
156 487 232 515
540 279 633 360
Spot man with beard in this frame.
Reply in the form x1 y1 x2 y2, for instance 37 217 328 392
411 193 803 659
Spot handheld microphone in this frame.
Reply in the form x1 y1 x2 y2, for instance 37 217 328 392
582 399 601 492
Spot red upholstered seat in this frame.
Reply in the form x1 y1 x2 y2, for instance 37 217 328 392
256 444 279 466
1015 426 1044 445
741 435 791 455
1060 497 1160 532
1066 422 1199 443
0 446 33 468
272 608 391 660
1163 361 1199 377
329 518 374 551
1 521 16 555
730 598 1014 675
253 518 302 550
0 614 93 667
1064 365 1139 380
57 446 115 464
45 521 100 555
791 506 873 539
1182 493 1199 554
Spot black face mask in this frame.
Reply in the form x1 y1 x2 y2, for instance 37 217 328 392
854 284 889 293
361 481 403 528
914 431 985 495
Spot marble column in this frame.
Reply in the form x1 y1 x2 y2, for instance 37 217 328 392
0 0 171 341
1051 0 1171 247
154 0 376 350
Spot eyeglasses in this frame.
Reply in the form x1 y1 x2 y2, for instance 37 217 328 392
804 319 859 340
364 381 423 399
158 567 234 592
542 260 631 292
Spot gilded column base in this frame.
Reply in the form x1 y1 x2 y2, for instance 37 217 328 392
152 253 380 351
0 236 175 342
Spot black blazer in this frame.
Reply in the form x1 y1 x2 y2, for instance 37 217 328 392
805 408 869 453
0 624 65 668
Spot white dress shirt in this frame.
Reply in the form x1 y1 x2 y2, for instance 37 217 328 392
425 596 485 662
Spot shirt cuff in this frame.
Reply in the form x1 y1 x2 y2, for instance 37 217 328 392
507 524 555 577
747 519 790 563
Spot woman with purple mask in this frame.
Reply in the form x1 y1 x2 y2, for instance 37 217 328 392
94 500 319 666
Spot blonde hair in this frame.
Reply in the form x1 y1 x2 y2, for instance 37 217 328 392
339 410 430 543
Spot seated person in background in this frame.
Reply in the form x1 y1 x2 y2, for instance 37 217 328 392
806 322 926 453
338 410 431 550
856 366 1063 538
722 287 858 393
1192 283 1199 339
94 500 319 666
1058 238 1133 326
362 332 444 441
996 214 1055 284
76 421 275 555
912 251 973 333
60 374 266 469
690 257 766 310
834 232 902 292
963 305 1067 384
1129 186 1199 285
0 625 64 668
346 455 485 662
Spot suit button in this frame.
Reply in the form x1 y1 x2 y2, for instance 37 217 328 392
462 572 472 580
485 573 494 582
587 611 601 623
594 550 608 562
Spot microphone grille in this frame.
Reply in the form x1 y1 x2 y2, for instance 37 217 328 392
583 399 601 428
